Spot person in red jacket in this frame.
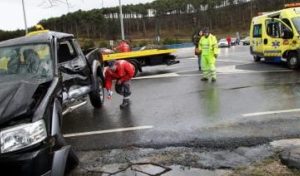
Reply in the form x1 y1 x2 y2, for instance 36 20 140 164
114 40 131 52
226 35 231 47
105 60 135 109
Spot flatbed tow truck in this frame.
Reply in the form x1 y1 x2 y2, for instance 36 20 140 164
101 48 179 76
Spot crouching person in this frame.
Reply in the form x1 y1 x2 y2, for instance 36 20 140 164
105 60 135 109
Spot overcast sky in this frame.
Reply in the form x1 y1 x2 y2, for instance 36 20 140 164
0 0 154 31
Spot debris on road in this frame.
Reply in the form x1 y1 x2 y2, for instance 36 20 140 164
71 144 273 175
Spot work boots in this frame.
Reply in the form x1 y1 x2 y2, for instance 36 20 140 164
201 77 208 81
120 99 130 109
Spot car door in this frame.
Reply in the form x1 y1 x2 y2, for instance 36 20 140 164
57 39 91 104
251 23 264 56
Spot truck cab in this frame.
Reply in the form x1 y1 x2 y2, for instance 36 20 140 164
250 3 300 69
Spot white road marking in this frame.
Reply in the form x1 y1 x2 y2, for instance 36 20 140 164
216 65 290 74
134 73 179 80
218 69 291 74
186 57 198 60
62 101 87 116
242 108 300 117
217 65 241 73
181 70 291 77
64 125 153 138
134 60 290 80
217 59 252 63
133 69 292 80
186 57 251 63
176 65 291 76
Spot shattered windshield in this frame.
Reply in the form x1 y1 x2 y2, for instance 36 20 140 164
292 17 300 34
0 44 53 81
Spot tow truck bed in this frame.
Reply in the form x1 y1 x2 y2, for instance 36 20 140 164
102 49 176 61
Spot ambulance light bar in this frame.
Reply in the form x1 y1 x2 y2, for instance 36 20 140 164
285 3 300 8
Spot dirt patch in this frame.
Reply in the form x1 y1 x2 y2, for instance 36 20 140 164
230 156 300 176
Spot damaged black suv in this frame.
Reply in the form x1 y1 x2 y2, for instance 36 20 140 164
0 31 105 175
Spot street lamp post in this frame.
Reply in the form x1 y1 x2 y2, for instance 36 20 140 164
22 0 28 34
118 0 125 40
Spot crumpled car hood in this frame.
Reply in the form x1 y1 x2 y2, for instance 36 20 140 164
0 78 40 124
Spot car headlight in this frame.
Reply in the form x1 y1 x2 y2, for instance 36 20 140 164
0 120 47 154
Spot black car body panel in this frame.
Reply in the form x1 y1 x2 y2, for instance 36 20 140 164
0 143 72 176
0 78 39 124
0 145 53 176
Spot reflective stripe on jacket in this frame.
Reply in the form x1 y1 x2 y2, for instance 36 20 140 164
198 34 219 56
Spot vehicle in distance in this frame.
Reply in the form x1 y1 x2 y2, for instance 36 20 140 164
231 37 238 45
241 36 250 45
218 38 230 48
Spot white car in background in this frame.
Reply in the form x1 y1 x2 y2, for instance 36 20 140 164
241 36 250 45
218 38 229 48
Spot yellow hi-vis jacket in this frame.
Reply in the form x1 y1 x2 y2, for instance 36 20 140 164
198 34 219 57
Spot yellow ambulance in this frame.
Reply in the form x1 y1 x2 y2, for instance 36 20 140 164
250 3 300 69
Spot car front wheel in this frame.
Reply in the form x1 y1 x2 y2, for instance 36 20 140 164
254 56 261 62
89 74 105 108
287 53 299 70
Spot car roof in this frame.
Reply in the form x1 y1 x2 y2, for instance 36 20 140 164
0 31 74 48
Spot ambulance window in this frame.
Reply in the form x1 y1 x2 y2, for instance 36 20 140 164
266 20 280 38
282 19 292 28
292 17 300 33
253 24 262 38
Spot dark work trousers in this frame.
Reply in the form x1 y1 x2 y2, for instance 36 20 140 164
115 81 131 99
198 55 201 70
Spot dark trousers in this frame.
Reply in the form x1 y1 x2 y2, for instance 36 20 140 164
198 55 201 69
115 81 131 98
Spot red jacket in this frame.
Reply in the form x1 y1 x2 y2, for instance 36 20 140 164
105 60 135 90
226 36 231 44
116 41 130 52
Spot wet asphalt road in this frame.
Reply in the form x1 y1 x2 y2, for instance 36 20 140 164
62 45 300 151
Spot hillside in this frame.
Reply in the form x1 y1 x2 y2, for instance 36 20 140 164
0 0 299 44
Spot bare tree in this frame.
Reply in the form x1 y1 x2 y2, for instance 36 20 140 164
38 0 72 8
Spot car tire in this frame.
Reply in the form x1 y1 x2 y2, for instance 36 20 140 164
287 52 299 70
89 71 105 108
132 62 139 77
254 56 261 62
